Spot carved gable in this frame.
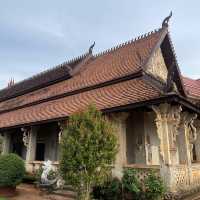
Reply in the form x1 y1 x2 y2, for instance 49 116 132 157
146 48 168 82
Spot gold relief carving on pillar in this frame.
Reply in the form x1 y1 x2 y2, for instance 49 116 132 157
181 113 197 143
152 104 167 161
152 104 182 160
21 127 31 147
181 112 197 160
169 106 182 150
58 120 68 144
188 116 197 144
188 114 197 158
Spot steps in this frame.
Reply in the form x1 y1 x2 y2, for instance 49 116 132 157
51 185 76 199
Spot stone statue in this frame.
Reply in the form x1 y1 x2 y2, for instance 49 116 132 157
41 160 57 185
40 160 65 189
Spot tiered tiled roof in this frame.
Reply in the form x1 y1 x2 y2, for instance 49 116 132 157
0 53 89 102
0 28 165 113
0 78 161 128
0 25 198 129
182 77 200 100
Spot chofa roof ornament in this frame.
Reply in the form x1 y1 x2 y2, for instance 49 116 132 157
162 11 172 28
89 41 95 54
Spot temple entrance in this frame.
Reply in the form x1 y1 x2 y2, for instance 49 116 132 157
36 143 45 161
126 111 146 165
35 122 59 161
13 142 23 157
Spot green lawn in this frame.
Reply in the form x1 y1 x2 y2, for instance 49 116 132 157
0 198 7 200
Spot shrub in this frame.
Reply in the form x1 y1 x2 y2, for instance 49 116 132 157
92 169 166 200
0 153 25 187
144 171 165 200
122 169 141 199
60 105 118 200
92 178 122 200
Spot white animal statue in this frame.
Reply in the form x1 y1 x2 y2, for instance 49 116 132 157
40 160 65 189
41 160 57 185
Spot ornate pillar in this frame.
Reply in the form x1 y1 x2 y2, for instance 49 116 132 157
179 112 197 185
179 113 197 165
194 120 200 162
1 132 11 155
57 121 67 160
152 103 182 165
152 103 182 191
24 126 38 173
109 112 129 179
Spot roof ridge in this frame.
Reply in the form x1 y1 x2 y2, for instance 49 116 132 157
65 52 89 65
0 52 89 92
94 28 163 58
0 27 163 93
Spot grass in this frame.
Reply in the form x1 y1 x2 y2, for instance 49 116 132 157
0 198 7 200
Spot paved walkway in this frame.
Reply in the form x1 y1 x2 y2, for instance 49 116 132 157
8 184 73 200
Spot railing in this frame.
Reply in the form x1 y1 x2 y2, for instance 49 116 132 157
26 161 59 174
124 164 160 182
169 165 190 191
191 163 200 186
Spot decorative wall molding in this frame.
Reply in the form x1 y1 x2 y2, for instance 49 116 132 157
146 48 168 82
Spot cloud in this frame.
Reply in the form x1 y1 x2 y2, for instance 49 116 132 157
0 0 200 89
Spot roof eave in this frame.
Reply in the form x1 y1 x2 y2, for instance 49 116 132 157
1 94 199 132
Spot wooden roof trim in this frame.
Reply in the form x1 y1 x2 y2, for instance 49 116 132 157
142 27 168 72
164 32 187 96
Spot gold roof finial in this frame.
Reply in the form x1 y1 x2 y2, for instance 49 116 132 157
162 11 172 28
89 41 95 54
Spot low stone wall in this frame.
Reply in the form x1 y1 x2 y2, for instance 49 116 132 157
164 164 200 200
124 164 160 182
169 165 190 192
26 161 59 174
191 164 200 186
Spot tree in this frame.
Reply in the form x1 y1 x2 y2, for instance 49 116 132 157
60 105 118 200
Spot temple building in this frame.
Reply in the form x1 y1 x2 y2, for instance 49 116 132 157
0 14 200 193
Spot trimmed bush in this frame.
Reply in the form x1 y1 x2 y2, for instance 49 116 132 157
0 154 25 187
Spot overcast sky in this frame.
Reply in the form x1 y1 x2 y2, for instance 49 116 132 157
0 0 199 89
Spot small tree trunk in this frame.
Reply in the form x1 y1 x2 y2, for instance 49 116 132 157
84 182 91 200
77 182 91 200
